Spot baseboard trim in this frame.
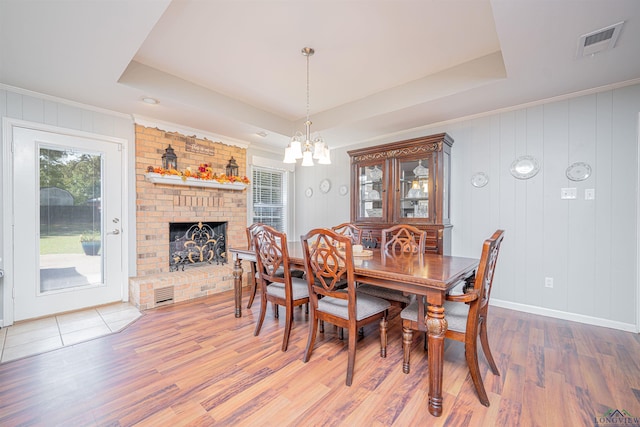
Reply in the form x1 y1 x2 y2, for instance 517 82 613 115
491 299 638 333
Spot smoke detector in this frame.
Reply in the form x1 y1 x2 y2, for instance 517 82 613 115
576 21 624 58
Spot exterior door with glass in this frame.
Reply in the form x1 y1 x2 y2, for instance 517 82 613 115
8 125 124 322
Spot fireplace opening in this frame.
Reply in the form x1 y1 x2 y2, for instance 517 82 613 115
169 221 227 271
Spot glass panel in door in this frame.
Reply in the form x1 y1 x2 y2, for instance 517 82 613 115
39 147 103 292
398 157 430 219
357 162 384 219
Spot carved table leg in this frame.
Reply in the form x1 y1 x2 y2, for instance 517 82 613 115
232 253 243 318
426 301 448 417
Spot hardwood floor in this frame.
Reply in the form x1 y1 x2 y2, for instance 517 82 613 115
1 289 639 426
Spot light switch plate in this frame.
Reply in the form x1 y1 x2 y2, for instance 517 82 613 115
585 189 595 200
561 188 577 199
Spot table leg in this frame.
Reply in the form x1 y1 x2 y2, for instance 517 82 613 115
232 253 243 318
426 301 447 417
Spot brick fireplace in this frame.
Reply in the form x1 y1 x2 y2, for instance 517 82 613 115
129 125 249 310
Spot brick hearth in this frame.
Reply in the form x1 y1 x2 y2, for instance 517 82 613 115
130 125 250 310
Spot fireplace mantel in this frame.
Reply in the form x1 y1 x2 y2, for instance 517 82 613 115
144 173 247 190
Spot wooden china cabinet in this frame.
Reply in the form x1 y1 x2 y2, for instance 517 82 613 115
348 133 453 255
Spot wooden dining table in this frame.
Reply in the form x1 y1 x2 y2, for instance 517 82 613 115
229 243 479 417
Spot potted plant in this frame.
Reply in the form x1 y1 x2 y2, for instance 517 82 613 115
80 230 101 256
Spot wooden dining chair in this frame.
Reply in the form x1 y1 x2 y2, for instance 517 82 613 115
330 222 362 290
245 223 263 309
301 228 390 386
381 224 426 253
357 224 426 307
246 223 304 309
331 223 362 245
400 229 505 406
252 224 309 352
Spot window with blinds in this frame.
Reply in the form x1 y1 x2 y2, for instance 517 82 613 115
251 167 287 232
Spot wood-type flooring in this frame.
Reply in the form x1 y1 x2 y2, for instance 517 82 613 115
1 290 639 426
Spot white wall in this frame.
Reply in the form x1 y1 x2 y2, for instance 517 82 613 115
291 144 353 241
0 86 136 322
293 83 640 331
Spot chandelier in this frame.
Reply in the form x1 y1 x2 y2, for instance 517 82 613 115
283 47 331 166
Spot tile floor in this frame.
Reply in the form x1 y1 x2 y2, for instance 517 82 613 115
0 302 142 363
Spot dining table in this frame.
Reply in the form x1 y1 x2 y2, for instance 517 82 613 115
229 243 479 417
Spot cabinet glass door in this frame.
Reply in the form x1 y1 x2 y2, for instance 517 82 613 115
357 162 385 220
398 156 431 220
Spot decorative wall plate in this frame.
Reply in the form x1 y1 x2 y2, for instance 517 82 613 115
510 155 540 179
471 172 489 188
305 187 313 198
566 162 591 181
339 185 349 196
319 178 331 193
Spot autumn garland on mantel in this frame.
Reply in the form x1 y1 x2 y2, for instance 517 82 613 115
147 163 250 184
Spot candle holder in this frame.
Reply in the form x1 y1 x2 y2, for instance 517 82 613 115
226 156 239 177
162 145 177 170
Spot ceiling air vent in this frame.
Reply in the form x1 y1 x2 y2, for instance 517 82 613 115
576 21 624 58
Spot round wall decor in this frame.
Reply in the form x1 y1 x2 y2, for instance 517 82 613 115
471 172 489 188
319 178 331 194
566 162 591 181
510 155 540 180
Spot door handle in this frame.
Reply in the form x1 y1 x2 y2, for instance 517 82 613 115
108 229 120 235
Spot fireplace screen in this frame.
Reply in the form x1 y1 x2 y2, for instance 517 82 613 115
169 221 227 271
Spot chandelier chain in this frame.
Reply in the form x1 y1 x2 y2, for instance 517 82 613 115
306 51 310 124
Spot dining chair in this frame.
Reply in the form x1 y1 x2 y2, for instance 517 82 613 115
400 229 505 406
330 222 362 289
252 224 310 352
331 223 362 245
246 223 304 309
357 224 426 307
381 224 426 253
329 223 363 339
301 228 391 386
245 223 262 309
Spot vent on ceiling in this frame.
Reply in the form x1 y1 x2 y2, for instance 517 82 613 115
576 21 624 58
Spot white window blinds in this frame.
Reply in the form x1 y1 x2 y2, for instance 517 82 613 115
251 167 287 232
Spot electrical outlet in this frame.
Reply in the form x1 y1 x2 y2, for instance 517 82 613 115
561 188 577 199
544 277 554 288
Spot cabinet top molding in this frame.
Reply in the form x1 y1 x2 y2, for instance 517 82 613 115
347 133 453 163
350 142 441 163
